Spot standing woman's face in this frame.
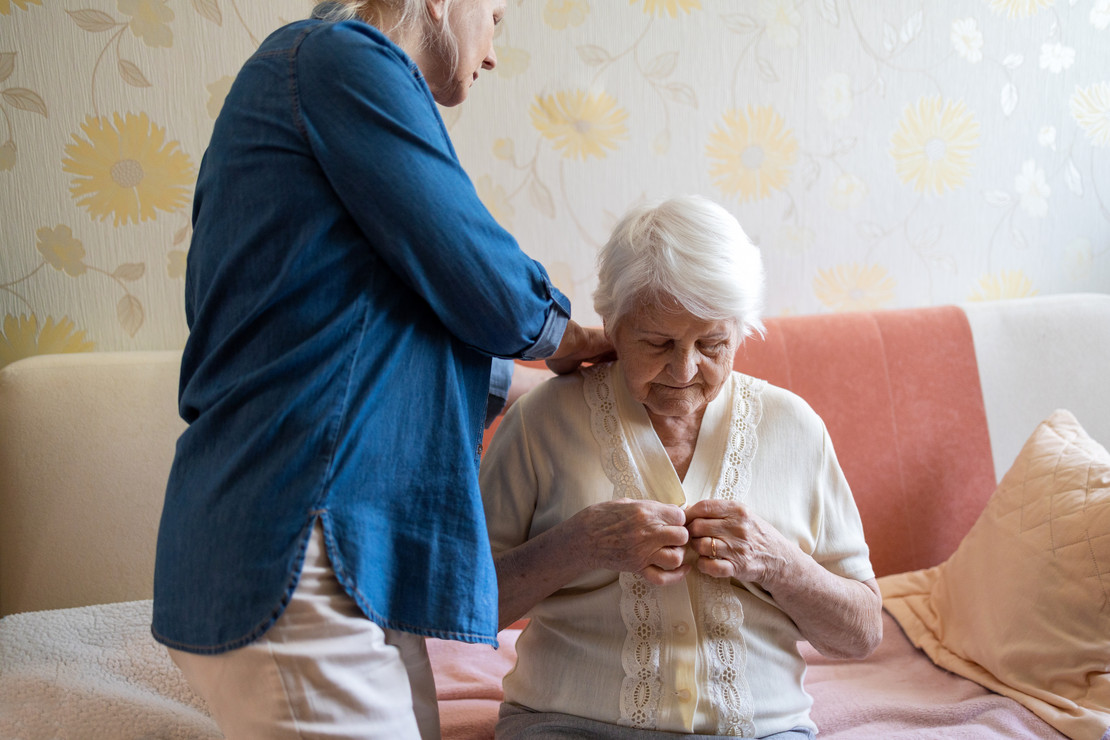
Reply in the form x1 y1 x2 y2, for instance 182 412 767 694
423 0 505 107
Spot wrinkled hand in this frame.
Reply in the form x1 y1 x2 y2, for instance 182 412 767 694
572 498 690 585
546 321 616 375
684 499 791 585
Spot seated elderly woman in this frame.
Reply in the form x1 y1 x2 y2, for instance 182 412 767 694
479 195 882 740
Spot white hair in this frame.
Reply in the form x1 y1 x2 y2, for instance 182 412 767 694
594 195 765 340
314 0 458 74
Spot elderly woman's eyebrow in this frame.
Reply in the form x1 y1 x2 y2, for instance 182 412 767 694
641 328 730 338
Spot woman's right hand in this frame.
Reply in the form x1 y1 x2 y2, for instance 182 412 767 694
492 498 689 628
570 498 690 585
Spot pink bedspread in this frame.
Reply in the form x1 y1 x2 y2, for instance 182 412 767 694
428 612 1065 739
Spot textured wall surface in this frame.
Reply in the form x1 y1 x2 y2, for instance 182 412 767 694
2 0 1108 366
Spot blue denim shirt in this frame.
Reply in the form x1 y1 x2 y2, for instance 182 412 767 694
152 11 568 653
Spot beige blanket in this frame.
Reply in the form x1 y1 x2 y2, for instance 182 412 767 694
0 603 1064 739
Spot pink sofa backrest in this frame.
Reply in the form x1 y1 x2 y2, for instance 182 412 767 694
486 304 1013 580
734 306 996 577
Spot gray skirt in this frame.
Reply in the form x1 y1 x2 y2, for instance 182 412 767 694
496 704 817 740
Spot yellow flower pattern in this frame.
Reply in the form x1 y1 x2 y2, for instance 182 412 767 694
62 112 195 226
544 0 589 29
36 225 87 277
890 96 980 195
0 0 1104 352
707 105 798 203
205 76 235 120
0 314 95 369
630 0 701 17
167 250 187 279
0 0 40 14
476 175 514 229
814 264 897 312
985 0 1055 18
119 0 175 48
530 90 629 160
968 270 1038 301
1070 82 1110 148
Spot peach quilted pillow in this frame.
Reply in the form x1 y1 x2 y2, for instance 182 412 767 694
880 409 1110 740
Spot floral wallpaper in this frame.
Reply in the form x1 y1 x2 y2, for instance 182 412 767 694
1 0 1108 368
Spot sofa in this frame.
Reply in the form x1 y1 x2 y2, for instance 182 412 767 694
1 293 1107 739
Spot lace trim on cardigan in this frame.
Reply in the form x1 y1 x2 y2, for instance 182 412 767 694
583 364 664 728
584 366 765 735
697 373 764 737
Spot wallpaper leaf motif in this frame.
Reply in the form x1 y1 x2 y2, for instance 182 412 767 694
0 52 15 79
68 9 119 33
0 52 45 172
118 59 152 88
16 224 150 337
193 0 223 27
1 87 45 117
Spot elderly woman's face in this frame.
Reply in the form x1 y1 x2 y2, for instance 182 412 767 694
424 0 505 107
612 299 740 420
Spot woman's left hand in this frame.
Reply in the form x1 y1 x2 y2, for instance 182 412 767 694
684 498 883 660
683 499 789 584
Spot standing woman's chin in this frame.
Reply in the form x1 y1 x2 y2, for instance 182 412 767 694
434 83 467 107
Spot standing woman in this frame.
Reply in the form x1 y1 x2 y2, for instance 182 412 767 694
151 1 606 738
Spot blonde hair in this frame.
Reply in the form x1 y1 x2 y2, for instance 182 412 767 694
314 0 458 73
594 195 765 340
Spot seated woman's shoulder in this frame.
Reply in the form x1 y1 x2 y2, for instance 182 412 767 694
517 365 591 408
734 372 826 429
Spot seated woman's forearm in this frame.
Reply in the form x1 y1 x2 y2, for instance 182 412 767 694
493 522 593 630
762 552 883 659
493 499 689 630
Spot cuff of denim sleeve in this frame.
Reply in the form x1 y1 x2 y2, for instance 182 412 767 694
519 285 571 361
484 357 514 427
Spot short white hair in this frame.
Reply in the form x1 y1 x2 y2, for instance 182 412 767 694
594 195 764 339
314 0 458 73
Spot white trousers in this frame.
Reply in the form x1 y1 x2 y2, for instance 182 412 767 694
169 522 441 740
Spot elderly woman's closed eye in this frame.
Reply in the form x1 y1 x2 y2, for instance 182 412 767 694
480 195 882 740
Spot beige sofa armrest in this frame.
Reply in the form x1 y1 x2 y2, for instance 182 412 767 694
0 351 185 617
